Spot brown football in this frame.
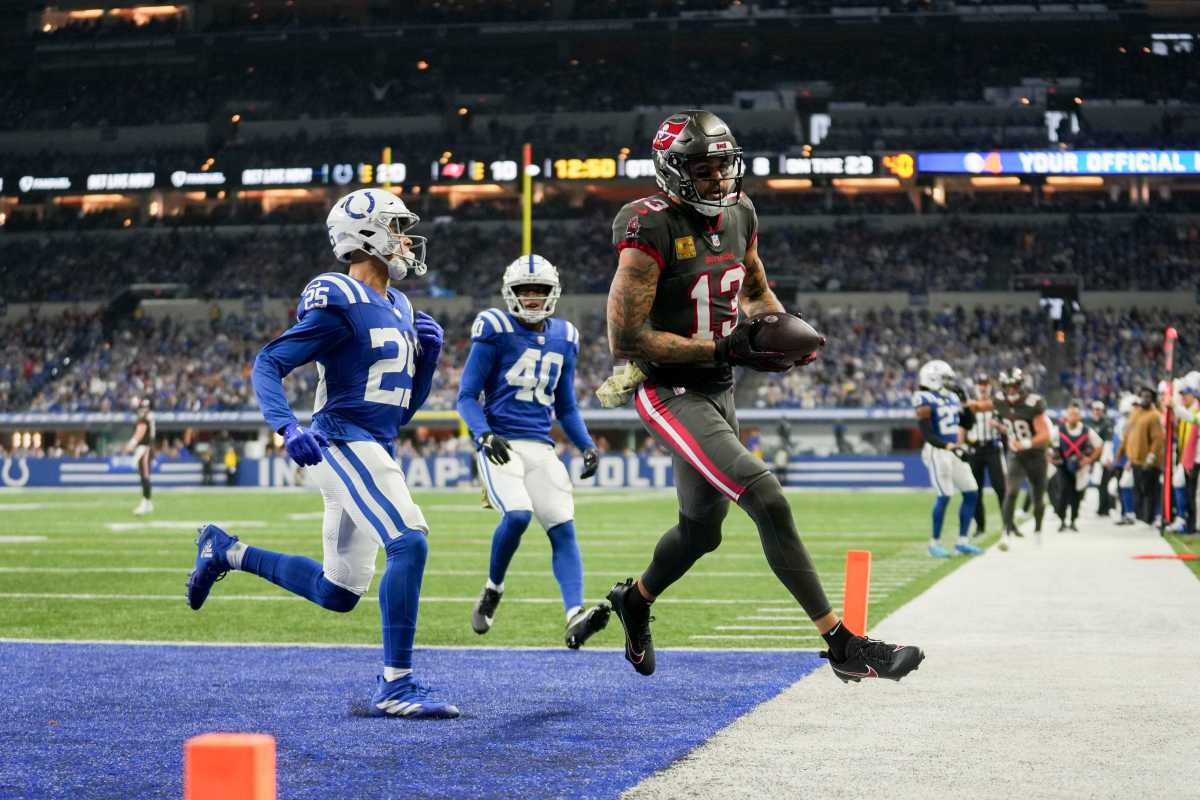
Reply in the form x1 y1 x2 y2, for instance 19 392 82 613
749 312 826 363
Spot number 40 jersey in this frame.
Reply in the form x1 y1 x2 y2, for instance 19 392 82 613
456 308 592 448
253 271 425 444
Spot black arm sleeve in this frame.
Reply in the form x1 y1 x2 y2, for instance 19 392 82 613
959 407 977 431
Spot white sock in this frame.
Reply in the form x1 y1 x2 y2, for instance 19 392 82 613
224 541 247 570
486 578 504 593
930 538 940 548
383 667 412 682
565 605 583 623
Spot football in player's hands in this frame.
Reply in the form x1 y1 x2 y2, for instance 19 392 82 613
749 312 826 367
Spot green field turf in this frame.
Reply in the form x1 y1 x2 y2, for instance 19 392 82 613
0 489 1000 649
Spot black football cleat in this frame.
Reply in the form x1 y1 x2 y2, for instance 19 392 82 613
470 585 503 635
821 635 925 683
565 603 611 649
607 579 655 676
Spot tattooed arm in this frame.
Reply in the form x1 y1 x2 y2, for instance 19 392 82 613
738 238 785 318
607 247 716 363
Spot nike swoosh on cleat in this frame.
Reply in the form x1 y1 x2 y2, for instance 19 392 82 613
626 643 645 664
834 664 878 679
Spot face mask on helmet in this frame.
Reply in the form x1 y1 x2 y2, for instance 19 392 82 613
501 255 561 324
327 189 428 281
652 110 745 217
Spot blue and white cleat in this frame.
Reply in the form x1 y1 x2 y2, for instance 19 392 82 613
955 541 984 556
928 543 951 559
369 675 460 719
186 523 238 611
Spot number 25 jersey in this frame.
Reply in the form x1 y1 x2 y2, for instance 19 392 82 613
253 271 422 444
611 192 758 393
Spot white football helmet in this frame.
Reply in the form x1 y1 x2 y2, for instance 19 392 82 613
1181 370 1200 396
502 254 561 324
917 359 956 392
326 188 427 281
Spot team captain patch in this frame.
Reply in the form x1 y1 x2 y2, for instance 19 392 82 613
674 236 697 259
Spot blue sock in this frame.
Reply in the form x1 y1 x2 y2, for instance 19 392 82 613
546 521 584 612
1174 487 1187 520
240 546 359 612
380 533 428 671
931 496 950 539
959 491 978 538
489 510 532 586
1120 487 1134 515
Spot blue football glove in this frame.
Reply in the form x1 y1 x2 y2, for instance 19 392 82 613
414 311 443 361
580 447 600 480
282 422 328 467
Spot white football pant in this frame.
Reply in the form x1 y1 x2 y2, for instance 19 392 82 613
477 439 574 529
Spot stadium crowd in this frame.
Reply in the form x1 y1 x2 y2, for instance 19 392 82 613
2 214 1196 303
5 304 1195 415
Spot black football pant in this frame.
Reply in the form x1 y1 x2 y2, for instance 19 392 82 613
1185 466 1198 534
1097 466 1119 516
1003 451 1048 533
1132 466 1161 524
968 445 1006 534
633 383 832 621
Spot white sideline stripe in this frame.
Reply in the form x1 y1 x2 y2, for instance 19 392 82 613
0 637 811 653
0 566 914 581
0 504 57 510
103 521 268 532
58 464 202 474
286 512 325 521
785 474 905 484
689 635 823 641
788 463 904 472
636 385 740 501
0 592 812 605
0 536 48 542
716 625 818 631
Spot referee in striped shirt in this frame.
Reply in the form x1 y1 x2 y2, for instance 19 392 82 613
967 372 1007 537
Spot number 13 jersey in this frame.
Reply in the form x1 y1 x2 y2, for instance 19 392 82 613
611 191 758 393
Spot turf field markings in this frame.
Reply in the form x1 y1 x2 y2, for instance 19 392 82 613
688 635 823 642
285 512 325 521
0 566 918 583
0 591 827 605
103 521 268 532
715 625 817 631
0 536 48 543
0 636 807 652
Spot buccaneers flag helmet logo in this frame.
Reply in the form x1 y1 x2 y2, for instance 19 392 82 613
652 118 688 151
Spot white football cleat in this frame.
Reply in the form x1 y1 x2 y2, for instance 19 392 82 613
133 499 153 516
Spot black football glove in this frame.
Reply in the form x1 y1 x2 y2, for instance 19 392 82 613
580 447 600 480
714 319 791 373
477 432 511 466
950 444 975 462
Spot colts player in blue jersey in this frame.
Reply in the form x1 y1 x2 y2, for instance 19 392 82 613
914 360 983 558
185 188 458 719
456 254 611 649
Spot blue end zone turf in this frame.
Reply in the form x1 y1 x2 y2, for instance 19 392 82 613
1 643 822 800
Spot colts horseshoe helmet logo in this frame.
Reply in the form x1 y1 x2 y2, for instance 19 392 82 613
341 191 377 220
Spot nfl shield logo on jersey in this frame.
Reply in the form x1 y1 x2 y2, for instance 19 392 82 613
708 232 721 248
